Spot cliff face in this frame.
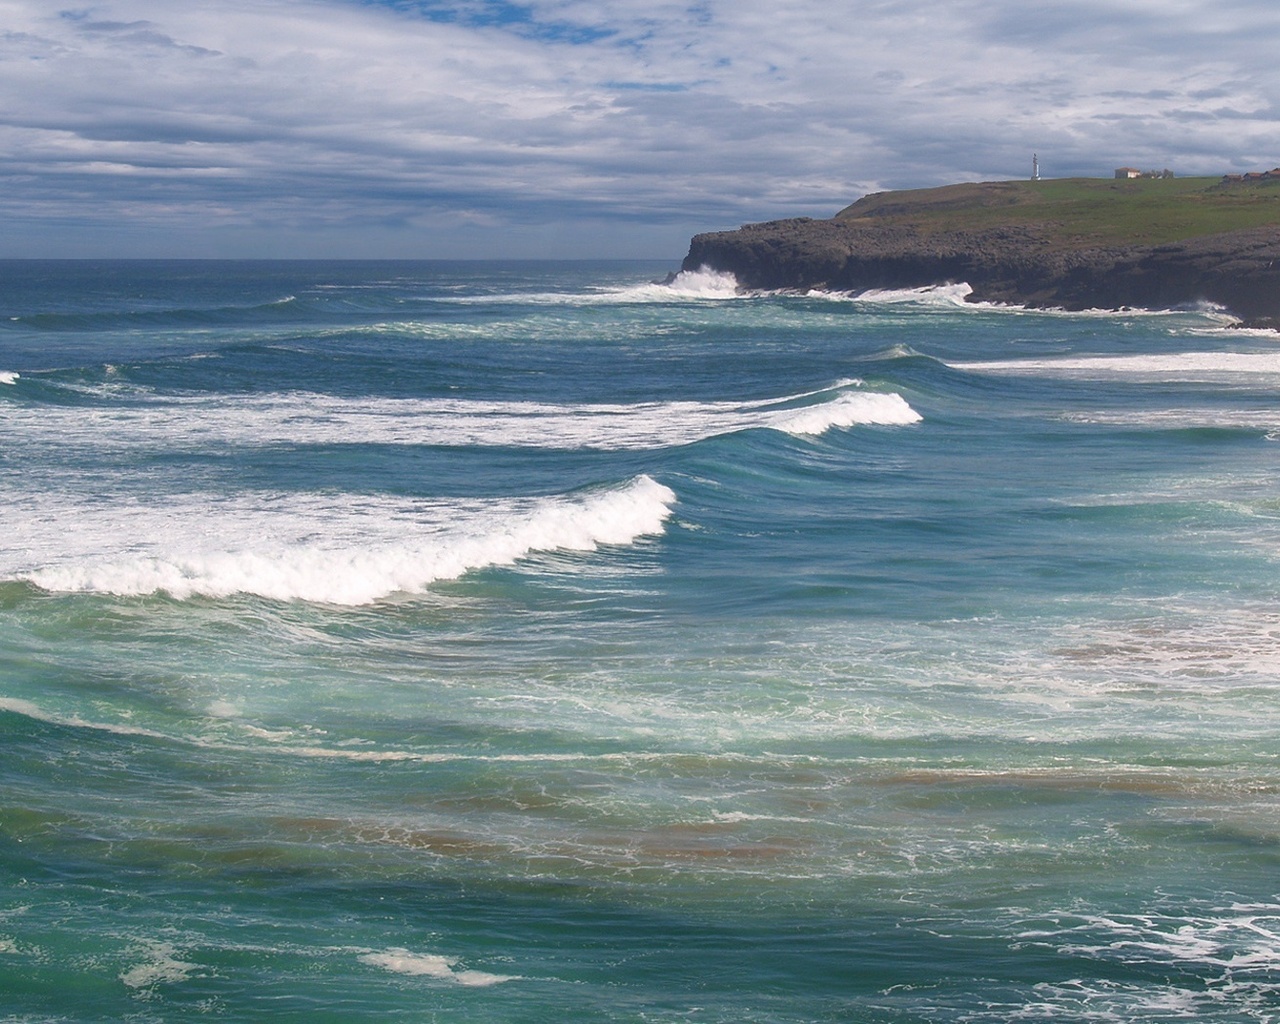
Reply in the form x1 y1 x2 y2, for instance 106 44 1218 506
680 183 1280 326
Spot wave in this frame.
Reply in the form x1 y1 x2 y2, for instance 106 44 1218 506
949 351 1280 382
0 371 17 385
435 266 743 306
618 266 742 301
651 273 974 307
798 282 1247 325
2 382 920 452
6 296 303 332
11 475 676 605
1060 409 1280 435
810 282 979 307
769 391 920 433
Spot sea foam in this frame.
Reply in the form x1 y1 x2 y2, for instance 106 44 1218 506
951 351 1280 382
119 942 200 992
16 475 677 605
839 283 977 306
359 948 518 987
3 384 919 453
439 265 742 305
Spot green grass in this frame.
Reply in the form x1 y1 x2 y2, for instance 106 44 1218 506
834 176 1280 248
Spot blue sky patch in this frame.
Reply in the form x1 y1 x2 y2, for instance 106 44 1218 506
356 0 616 44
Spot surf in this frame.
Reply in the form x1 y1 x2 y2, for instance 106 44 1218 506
1 382 921 452
13 475 677 605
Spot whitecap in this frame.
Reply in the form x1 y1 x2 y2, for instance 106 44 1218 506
950 351 1280 382
840 282 977 306
0 383 917 453
0 371 18 385
432 266 742 305
13 475 677 605
770 391 922 434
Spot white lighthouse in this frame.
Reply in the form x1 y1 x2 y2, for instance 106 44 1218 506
1032 154 1040 181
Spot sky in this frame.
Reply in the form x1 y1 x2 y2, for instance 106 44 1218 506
2 0 1278 258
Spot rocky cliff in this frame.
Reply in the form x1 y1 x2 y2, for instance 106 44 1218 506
680 179 1280 327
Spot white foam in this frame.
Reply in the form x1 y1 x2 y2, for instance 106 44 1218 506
437 266 742 305
952 351 1280 382
647 266 742 299
12 475 677 604
0 371 17 385
1017 904 1280 1004
771 391 922 433
359 948 518 987
1062 408 1280 432
842 282 977 306
120 942 199 991
207 700 241 719
1 384 918 452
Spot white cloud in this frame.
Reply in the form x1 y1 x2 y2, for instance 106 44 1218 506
0 0 1277 256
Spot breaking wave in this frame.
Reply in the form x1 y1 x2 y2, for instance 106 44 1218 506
2 383 920 452
950 351 1280 381
436 266 742 305
12 476 676 605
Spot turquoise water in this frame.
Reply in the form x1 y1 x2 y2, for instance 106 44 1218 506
1 260 1278 1021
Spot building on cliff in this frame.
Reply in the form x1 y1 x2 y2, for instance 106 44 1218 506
1116 167 1175 179
1221 168 1280 184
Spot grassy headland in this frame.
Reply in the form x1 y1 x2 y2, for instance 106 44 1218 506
836 176 1280 250
683 175 1280 323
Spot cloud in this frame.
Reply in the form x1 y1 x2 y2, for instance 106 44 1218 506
0 0 1277 256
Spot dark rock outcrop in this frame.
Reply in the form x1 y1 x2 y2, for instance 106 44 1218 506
682 214 1280 326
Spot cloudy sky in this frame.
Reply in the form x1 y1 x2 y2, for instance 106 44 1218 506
2 0 1278 258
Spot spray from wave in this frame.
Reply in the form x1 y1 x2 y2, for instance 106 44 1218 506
638 266 742 300
827 283 978 306
435 266 742 306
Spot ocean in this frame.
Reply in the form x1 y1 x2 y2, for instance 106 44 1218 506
1 259 1278 1022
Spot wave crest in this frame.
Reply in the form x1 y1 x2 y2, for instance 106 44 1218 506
19 476 677 605
5 384 919 452
771 391 922 434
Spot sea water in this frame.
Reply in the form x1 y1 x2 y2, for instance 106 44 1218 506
1 259 1278 1022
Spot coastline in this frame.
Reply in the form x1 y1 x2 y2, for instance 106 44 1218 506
679 179 1280 329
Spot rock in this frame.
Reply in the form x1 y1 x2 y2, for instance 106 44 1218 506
678 184 1280 326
